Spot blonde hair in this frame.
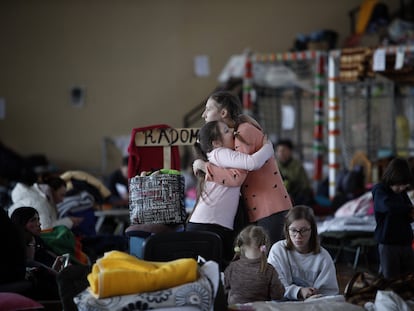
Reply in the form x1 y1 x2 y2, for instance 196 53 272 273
233 225 270 273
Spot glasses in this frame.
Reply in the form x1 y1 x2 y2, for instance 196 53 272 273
288 228 311 237
29 216 40 222
27 241 40 248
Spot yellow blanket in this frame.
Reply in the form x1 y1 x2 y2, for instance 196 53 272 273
87 251 198 298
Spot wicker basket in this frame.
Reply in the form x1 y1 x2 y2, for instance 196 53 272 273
129 173 186 224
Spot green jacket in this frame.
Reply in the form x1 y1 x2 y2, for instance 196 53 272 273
277 157 312 199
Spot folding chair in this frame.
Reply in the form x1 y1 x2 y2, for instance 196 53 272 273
142 230 223 269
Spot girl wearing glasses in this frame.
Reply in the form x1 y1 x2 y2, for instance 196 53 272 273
267 205 338 300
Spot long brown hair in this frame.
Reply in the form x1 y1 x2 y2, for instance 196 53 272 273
192 121 223 203
209 91 242 123
209 91 262 146
284 205 320 254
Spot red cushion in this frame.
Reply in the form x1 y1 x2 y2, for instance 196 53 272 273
0 293 43 311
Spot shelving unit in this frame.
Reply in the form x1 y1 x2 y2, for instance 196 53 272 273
327 44 414 197
241 44 414 197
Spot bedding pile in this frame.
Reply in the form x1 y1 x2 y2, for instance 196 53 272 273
87 250 198 298
75 258 220 311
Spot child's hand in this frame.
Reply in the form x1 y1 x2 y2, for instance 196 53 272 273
299 287 318 299
262 135 274 153
192 159 206 175
70 216 84 227
262 135 274 148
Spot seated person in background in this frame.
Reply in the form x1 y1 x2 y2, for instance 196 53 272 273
105 156 129 205
11 206 65 269
275 139 314 206
0 207 27 287
224 225 284 304
8 174 83 231
59 170 113 236
60 170 111 207
18 222 61 301
11 206 90 310
59 171 129 262
267 205 339 301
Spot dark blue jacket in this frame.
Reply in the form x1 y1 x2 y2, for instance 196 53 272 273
372 183 413 245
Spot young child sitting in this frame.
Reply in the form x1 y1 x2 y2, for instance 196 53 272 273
224 225 285 304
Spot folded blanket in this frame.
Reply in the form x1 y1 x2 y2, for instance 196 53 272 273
87 251 198 298
75 260 220 311
57 191 95 217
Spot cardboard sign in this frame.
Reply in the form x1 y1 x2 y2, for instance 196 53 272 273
135 128 200 146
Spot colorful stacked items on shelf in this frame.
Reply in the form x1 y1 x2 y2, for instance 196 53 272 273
339 47 374 82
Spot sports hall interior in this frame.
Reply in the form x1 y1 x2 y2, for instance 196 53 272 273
1 0 414 310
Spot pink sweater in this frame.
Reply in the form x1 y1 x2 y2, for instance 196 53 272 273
190 143 273 229
206 122 292 222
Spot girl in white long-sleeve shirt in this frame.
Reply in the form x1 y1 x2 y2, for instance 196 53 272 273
188 120 274 261
267 205 339 300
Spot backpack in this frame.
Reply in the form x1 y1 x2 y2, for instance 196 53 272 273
333 165 366 210
337 165 365 197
